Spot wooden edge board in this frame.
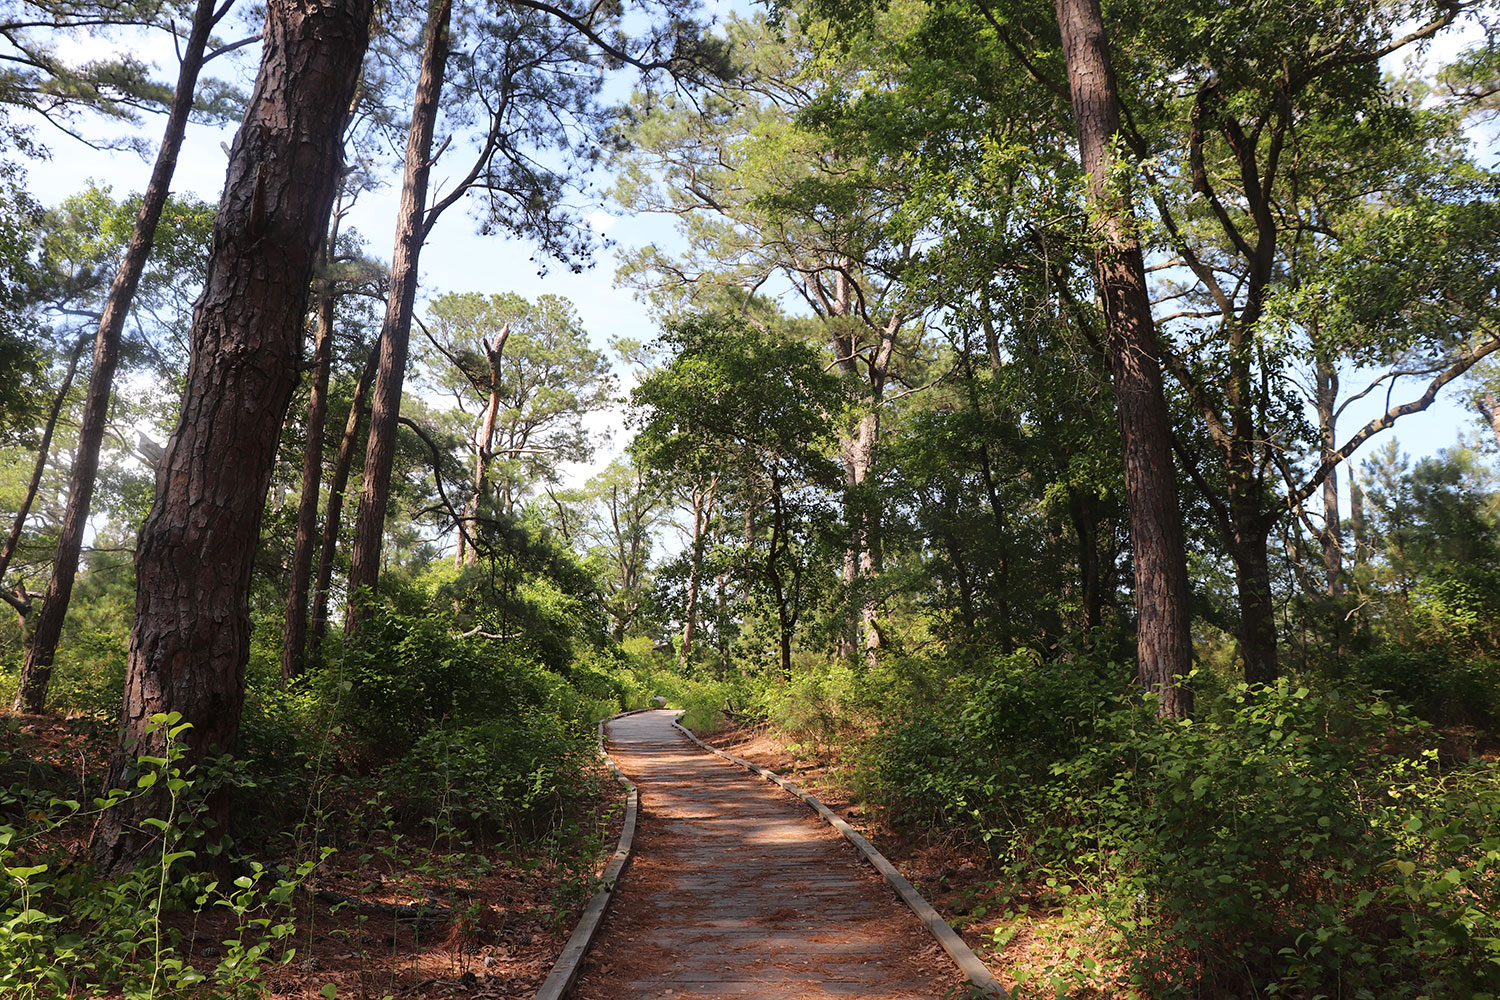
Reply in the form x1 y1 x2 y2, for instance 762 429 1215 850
671 717 1009 1000
532 710 643 1000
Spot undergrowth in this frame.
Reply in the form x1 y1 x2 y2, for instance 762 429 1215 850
735 651 1500 999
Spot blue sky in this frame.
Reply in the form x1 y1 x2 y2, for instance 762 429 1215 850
21 0 1492 498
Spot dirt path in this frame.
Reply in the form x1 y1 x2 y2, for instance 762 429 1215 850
572 710 963 1000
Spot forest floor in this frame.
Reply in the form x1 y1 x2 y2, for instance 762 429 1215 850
0 712 625 1000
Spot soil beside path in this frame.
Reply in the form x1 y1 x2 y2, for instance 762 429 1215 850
573 710 964 1000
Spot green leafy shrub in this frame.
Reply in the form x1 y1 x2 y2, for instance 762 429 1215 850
0 714 319 998
869 658 1500 998
338 603 553 754
869 649 1129 836
389 714 595 841
1349 649 1500 729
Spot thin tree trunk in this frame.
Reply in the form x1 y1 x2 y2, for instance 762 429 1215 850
678 477 715 670
1349 467 1369 569
457 324 508 567
93 0 371 875
1223 342 1282 683
766 469 793 678
281 224 341 682
1069 489 1104 633
1315 359 1343 595
309 339 379 659
346 0 452 628
937 488 978 639
0 339 86 595
1477 390 1500 449
1055 0 1193 716
850 409 882 661
14 0 224 716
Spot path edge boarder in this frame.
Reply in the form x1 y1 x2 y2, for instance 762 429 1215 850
532 709 646 1000
672 716 1009 1000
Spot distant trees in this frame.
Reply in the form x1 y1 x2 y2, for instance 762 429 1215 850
345 0 726 625
775 0 1497 692
419 291 614 537
614 10 924 660
632 314 844 676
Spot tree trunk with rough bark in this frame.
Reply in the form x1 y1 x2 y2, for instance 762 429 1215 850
346 0 452 629
1055 0 1193 716
15 0 223 715
92 0 372 875
1229 518 1278 685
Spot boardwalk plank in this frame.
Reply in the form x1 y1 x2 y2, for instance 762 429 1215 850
569 710 961 1000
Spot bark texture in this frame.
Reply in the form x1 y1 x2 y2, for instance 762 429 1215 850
346 0 451 626
1055 0 1193 715
94 0 372 874
14 0 222 714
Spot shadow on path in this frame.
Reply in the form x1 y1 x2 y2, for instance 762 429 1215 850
573 710 961 1000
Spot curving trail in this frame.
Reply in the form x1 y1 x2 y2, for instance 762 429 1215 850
572 710 961 1000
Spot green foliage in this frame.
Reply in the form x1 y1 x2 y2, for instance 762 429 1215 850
390 714 596 841
0 714 322 998
863 656 1500 998
419 290 615 510
338 594 573 754
1346 650 1500 730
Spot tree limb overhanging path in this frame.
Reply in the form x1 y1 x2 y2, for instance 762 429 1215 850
570 710 973 999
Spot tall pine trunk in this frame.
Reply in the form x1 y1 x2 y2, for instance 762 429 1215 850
1055 0 1193 716
309 340 379 660
345 0 452 626
93 0 372 875
281 218 342 682
14 0 223 715
0 339 86 601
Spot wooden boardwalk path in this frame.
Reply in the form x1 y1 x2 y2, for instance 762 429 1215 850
571 710 963 1000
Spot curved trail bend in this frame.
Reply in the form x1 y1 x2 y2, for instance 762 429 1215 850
573 710 962 1000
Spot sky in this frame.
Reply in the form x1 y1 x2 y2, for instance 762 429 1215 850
17 2 1494 502
30 12 686 487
